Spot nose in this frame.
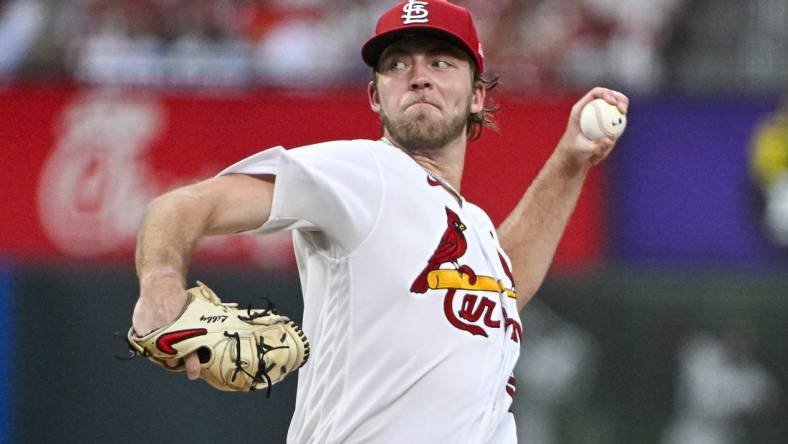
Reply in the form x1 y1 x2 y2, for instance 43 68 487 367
408 59 432 90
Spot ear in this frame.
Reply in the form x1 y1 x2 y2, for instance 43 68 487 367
368 80 381 113
470 80 485 114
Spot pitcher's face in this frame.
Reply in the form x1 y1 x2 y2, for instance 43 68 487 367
369 36 484 151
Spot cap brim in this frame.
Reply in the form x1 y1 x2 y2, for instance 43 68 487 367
361 26 478 71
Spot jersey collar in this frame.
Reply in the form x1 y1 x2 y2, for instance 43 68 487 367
379 137 465 207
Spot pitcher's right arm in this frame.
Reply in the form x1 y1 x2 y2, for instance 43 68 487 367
132 173 275 379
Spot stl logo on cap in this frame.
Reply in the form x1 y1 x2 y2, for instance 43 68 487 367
361 0 485 73
402 0 429 24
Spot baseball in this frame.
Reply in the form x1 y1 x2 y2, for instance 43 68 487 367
580 98 627 140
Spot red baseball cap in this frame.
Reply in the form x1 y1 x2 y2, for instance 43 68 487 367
361 0 485 73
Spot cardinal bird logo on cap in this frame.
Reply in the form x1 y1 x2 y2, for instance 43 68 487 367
410 207 476 293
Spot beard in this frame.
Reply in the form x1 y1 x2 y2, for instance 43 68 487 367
380 101 469 152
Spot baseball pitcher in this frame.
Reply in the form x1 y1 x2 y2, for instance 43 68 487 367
130 1 628 442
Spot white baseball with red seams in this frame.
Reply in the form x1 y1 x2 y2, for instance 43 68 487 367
580 98 627 140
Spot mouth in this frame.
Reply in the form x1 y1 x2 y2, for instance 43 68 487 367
405 95 440 108
406 100 440 112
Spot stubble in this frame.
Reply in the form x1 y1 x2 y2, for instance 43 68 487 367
380 101 469 152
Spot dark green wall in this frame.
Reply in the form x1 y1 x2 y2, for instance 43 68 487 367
12 266 303 444
9 265 788 444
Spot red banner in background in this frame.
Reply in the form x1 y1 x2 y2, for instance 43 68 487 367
1 86 602 270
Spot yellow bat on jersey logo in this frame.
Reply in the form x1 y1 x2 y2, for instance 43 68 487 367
427 269 518 299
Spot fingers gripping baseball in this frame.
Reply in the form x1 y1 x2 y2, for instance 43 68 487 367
560 87 629 169
571 87 629 120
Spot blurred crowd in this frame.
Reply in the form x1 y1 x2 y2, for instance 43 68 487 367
1 0 786 92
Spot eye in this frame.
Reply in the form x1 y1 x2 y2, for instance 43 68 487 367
433 59 452 69
389 59 406 71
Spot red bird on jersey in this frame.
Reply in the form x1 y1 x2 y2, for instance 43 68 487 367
410 207 477 293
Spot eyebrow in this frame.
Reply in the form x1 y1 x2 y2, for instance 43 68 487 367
428 45 466 58
381 45 466 61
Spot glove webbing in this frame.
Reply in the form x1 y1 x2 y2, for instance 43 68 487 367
238 298 278 320
224 330 289 398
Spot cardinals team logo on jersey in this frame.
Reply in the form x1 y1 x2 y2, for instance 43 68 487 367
411 207 522 342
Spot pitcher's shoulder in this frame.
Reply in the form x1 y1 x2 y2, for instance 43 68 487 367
290 139 382 158
462 201 497 232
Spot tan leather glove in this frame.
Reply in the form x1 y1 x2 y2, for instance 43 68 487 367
127 281 309 394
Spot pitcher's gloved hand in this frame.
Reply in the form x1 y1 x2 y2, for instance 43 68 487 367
127 281 309 395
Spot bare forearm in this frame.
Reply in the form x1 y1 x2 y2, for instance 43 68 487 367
132 174 274 336
498 149 590 309
131 187 217 336
135 174 274 282
499 87 628 310
135 188 212 282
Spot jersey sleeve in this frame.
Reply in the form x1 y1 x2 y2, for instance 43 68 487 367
217 141 382 254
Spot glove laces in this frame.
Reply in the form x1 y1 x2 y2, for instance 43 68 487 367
224 330 289 398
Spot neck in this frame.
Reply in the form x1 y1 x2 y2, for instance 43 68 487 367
383 132 467 192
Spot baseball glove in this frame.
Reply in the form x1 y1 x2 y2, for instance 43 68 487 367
126 281 309 394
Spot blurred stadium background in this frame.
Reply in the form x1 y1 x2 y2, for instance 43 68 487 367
2 0 787 443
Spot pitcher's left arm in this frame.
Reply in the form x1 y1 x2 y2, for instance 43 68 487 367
497 87 629 310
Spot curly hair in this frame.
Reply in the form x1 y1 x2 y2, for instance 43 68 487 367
468 70 499 141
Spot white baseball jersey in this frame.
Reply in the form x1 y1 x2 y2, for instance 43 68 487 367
219 139 522 443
